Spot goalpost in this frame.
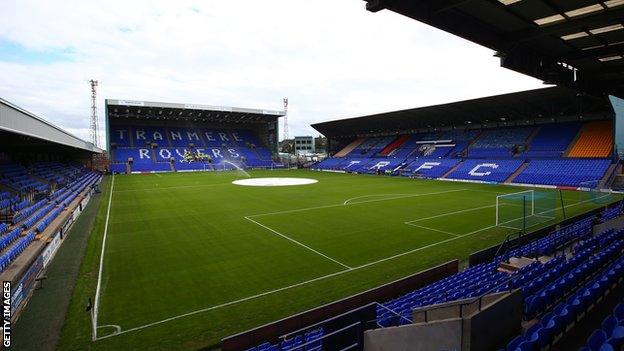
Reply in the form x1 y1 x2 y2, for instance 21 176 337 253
496 189 557 231
496 190 534 226
579 180 615 205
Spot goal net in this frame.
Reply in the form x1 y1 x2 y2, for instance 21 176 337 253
579 180 615 205
496 190 557 231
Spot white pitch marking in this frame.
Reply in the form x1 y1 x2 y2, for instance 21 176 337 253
97 324 122 336
94 217 500 340
405 204 496 224
111 175 362 193
244 216 352 270
343 194 412 206
113 182 232 193
94 186 615 340
92 174 114 341
404 223 460 237
247 189 467 218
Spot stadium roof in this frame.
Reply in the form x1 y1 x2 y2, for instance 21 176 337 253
311 87 611 138
105 99 285 124
0 97 102 153
364 0 624 97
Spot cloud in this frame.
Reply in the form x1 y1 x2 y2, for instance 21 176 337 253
0 0 543 146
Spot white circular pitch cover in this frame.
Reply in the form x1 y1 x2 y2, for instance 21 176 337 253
232 177 318 187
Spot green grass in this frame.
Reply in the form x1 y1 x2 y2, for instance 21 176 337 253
58 170 617 350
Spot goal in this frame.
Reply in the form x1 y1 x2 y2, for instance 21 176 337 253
496 189 557 231
579 180 614 205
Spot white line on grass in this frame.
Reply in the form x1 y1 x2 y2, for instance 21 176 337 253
405 204 496 224
92 174 114 341
343 194 412 206
111 175 365 193
404 223 460 237
244 216 352 270
98 324 121 333
96 213 500 340
95 220 498 341
247 189 467 218
113 182 232 193
95 188 614 340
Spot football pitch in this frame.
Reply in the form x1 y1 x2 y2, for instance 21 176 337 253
61 169 616 350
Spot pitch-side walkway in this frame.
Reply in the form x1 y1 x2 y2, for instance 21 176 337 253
12 189 104 351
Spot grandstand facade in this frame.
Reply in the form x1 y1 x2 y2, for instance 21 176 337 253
105 99 285 173
312 87 618 189
0 97 102 323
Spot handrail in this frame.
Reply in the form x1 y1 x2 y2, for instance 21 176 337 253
493 231 523 262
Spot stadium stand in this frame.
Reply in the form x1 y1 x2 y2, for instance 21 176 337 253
0 164 102 283
568 121 614 158
579 303 624 351
445 159 524 183
521 123 581 158
379 135 410 156
106 100 283 174
513 159 611 188
467 127 533 158
314 119 616 189
110 125 278 172
245 328 324 351
404 158 461 178
0 163 49 193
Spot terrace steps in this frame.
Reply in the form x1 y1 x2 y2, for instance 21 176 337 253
516 127 541 157
441 160 463 179
563 128 583 157
598 163 617 189
462 130 484 157
505 162 529 184
498 256 538 273
524 126 541 146
379 135 410 156
334 138 365 157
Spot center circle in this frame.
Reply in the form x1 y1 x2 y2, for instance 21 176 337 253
232 177 318 187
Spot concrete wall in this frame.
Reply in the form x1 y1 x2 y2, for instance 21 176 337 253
364 318 462 351
363 291 523 351
465 290 523 351
594 215 624 234
222 260 458 350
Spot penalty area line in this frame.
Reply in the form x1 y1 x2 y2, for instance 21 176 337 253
96 218 499 341
247 188 467 218
95 191 616 340
244 216 352 270
404 223 460 237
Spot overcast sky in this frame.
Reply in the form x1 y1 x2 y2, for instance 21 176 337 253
0 0 544 146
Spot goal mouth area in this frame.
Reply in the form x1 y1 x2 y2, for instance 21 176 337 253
495 190 557 230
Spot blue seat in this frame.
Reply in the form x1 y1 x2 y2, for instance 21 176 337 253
527 327 549 349
602 315 618 336
506 335 524 351
599 343 614 351
587 330 608 351
514 341 536 351
614 303 624 322
607 326 624 349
